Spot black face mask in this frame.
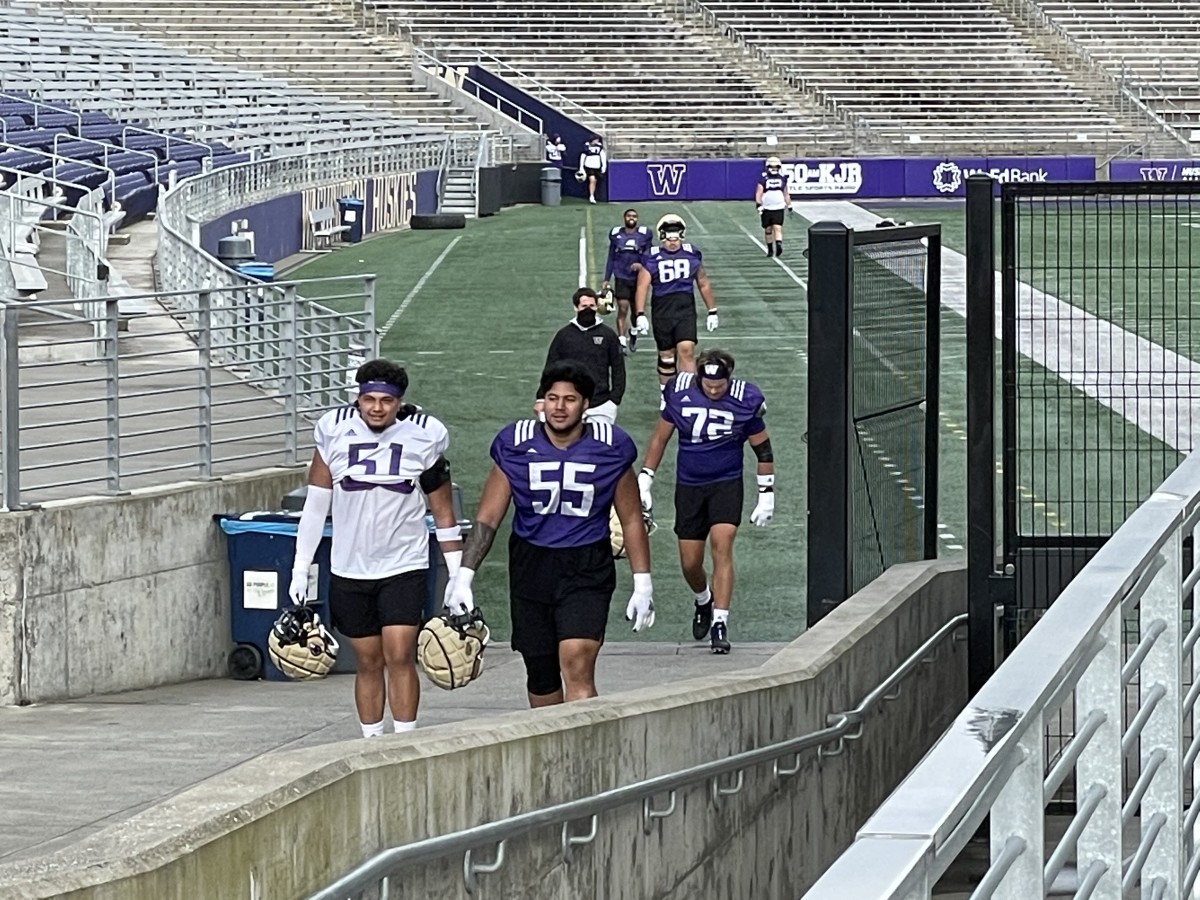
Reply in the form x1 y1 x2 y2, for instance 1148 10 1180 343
576 308 597 327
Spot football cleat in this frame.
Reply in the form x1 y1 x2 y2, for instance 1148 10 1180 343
610 506 658 559
692 599 714 641
710 621 731 655
656 214 686 242
268 606 340 681
417 610 490 690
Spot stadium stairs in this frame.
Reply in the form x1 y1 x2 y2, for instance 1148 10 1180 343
48 0 484 134
1024 0 1200 140
360 0 862 158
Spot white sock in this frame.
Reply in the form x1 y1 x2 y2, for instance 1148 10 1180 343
694 586 712 606
713 608 729 625
393 720 416 734
360 719 386 739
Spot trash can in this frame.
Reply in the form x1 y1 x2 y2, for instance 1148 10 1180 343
216 235 253 268
337 196 365 243
540 166 562 207
235 262 275 283
215 512 334 682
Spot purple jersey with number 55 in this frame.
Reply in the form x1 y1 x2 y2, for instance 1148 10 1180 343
662 372 766 485
491 419 638 549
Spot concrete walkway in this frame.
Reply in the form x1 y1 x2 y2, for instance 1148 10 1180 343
0 640 786 866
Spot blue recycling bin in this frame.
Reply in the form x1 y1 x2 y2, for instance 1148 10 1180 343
216 512 334 681
337 196 365 243
235 262 275 283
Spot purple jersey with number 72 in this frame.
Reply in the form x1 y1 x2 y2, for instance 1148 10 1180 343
490 418 638 549
662 372 766 486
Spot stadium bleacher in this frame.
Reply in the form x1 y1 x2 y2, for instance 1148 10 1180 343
1031 0 1200 135
362 0 860 156
685 0 1161 154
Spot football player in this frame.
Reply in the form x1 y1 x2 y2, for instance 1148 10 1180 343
756 156 792 258
636 349 774 655
445 360 655 707
577 133 607 204
288 359 463 738
601 208 653 354
631 214 718 403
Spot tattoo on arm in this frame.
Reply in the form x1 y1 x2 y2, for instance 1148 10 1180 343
462 522 498 571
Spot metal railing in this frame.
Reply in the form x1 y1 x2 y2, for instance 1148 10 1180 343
804 448 1200 899
309 612 968 899
412 45 544 136
0 279 376 510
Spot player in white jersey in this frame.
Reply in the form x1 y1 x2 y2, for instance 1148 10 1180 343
288 359 463 738
755 156 793 258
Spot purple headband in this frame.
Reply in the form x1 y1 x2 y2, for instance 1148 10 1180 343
358 380 402 397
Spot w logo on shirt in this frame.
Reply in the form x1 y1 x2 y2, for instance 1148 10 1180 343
647 163 687 197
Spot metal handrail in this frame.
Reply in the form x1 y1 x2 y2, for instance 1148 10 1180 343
804 448 1200 898
412 46 543 135
309 612 968 899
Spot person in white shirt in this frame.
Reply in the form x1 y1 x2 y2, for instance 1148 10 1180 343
288 359 462 738
577 134 607 204
755 156 793 258
545 133 566 164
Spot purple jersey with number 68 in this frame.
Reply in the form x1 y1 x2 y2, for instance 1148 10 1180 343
491 419 637 549
662 372 766 486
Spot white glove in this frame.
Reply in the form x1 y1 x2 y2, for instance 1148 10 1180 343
288 568 309 606
625 573 655 632
637 467 655 512
444 567 477 617
706 309 719 332
634 313 650 336
751 475 775 526
756 205 763 214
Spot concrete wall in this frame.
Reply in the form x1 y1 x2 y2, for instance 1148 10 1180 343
0 560 967 900
0 467 306 706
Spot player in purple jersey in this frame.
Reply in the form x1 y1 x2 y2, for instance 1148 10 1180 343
444 361 656 707
601 208 653 353
636 349 775 654
631 214 719 404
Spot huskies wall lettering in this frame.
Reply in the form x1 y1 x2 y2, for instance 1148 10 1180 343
1109 160 1200 182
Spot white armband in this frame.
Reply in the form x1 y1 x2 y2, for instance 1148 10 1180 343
435 525 462 543
757 474 775 491
292 485 332 576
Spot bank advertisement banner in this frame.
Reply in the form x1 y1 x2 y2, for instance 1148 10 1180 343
608 156 1097 202
1109 160 1200 182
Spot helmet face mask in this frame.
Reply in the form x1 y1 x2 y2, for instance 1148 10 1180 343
766 156 783 173
656 214 686 242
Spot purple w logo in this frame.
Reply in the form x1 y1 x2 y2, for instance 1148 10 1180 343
646 164 687 197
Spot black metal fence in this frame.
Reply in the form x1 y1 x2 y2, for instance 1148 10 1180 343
806 220 942 626
965 175 1200 690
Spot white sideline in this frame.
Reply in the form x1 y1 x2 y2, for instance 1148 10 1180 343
797 200 1200 452
379 235 462 339
578 225 587 288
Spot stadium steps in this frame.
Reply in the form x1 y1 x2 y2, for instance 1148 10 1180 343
50 0 485 132
439 167 476 218
987 0 1187 155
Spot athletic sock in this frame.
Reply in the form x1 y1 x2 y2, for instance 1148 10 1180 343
393 720 416 734
775 240 783 255
695 586 712 606
360 719 385 738
713 608 729 625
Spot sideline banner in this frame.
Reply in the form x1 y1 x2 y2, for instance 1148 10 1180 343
607 156 1097 202
1109 160 1200 181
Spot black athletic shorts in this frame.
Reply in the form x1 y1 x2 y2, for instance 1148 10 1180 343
650 292 698 352
329 569 427 638
613 276 637 302
674 478 744 540
508 533 616 656
760 208 786 229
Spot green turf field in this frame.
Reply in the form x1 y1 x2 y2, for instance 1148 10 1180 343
292 196 1195 642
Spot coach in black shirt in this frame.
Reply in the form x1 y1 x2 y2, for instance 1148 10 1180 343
535 287 626 424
